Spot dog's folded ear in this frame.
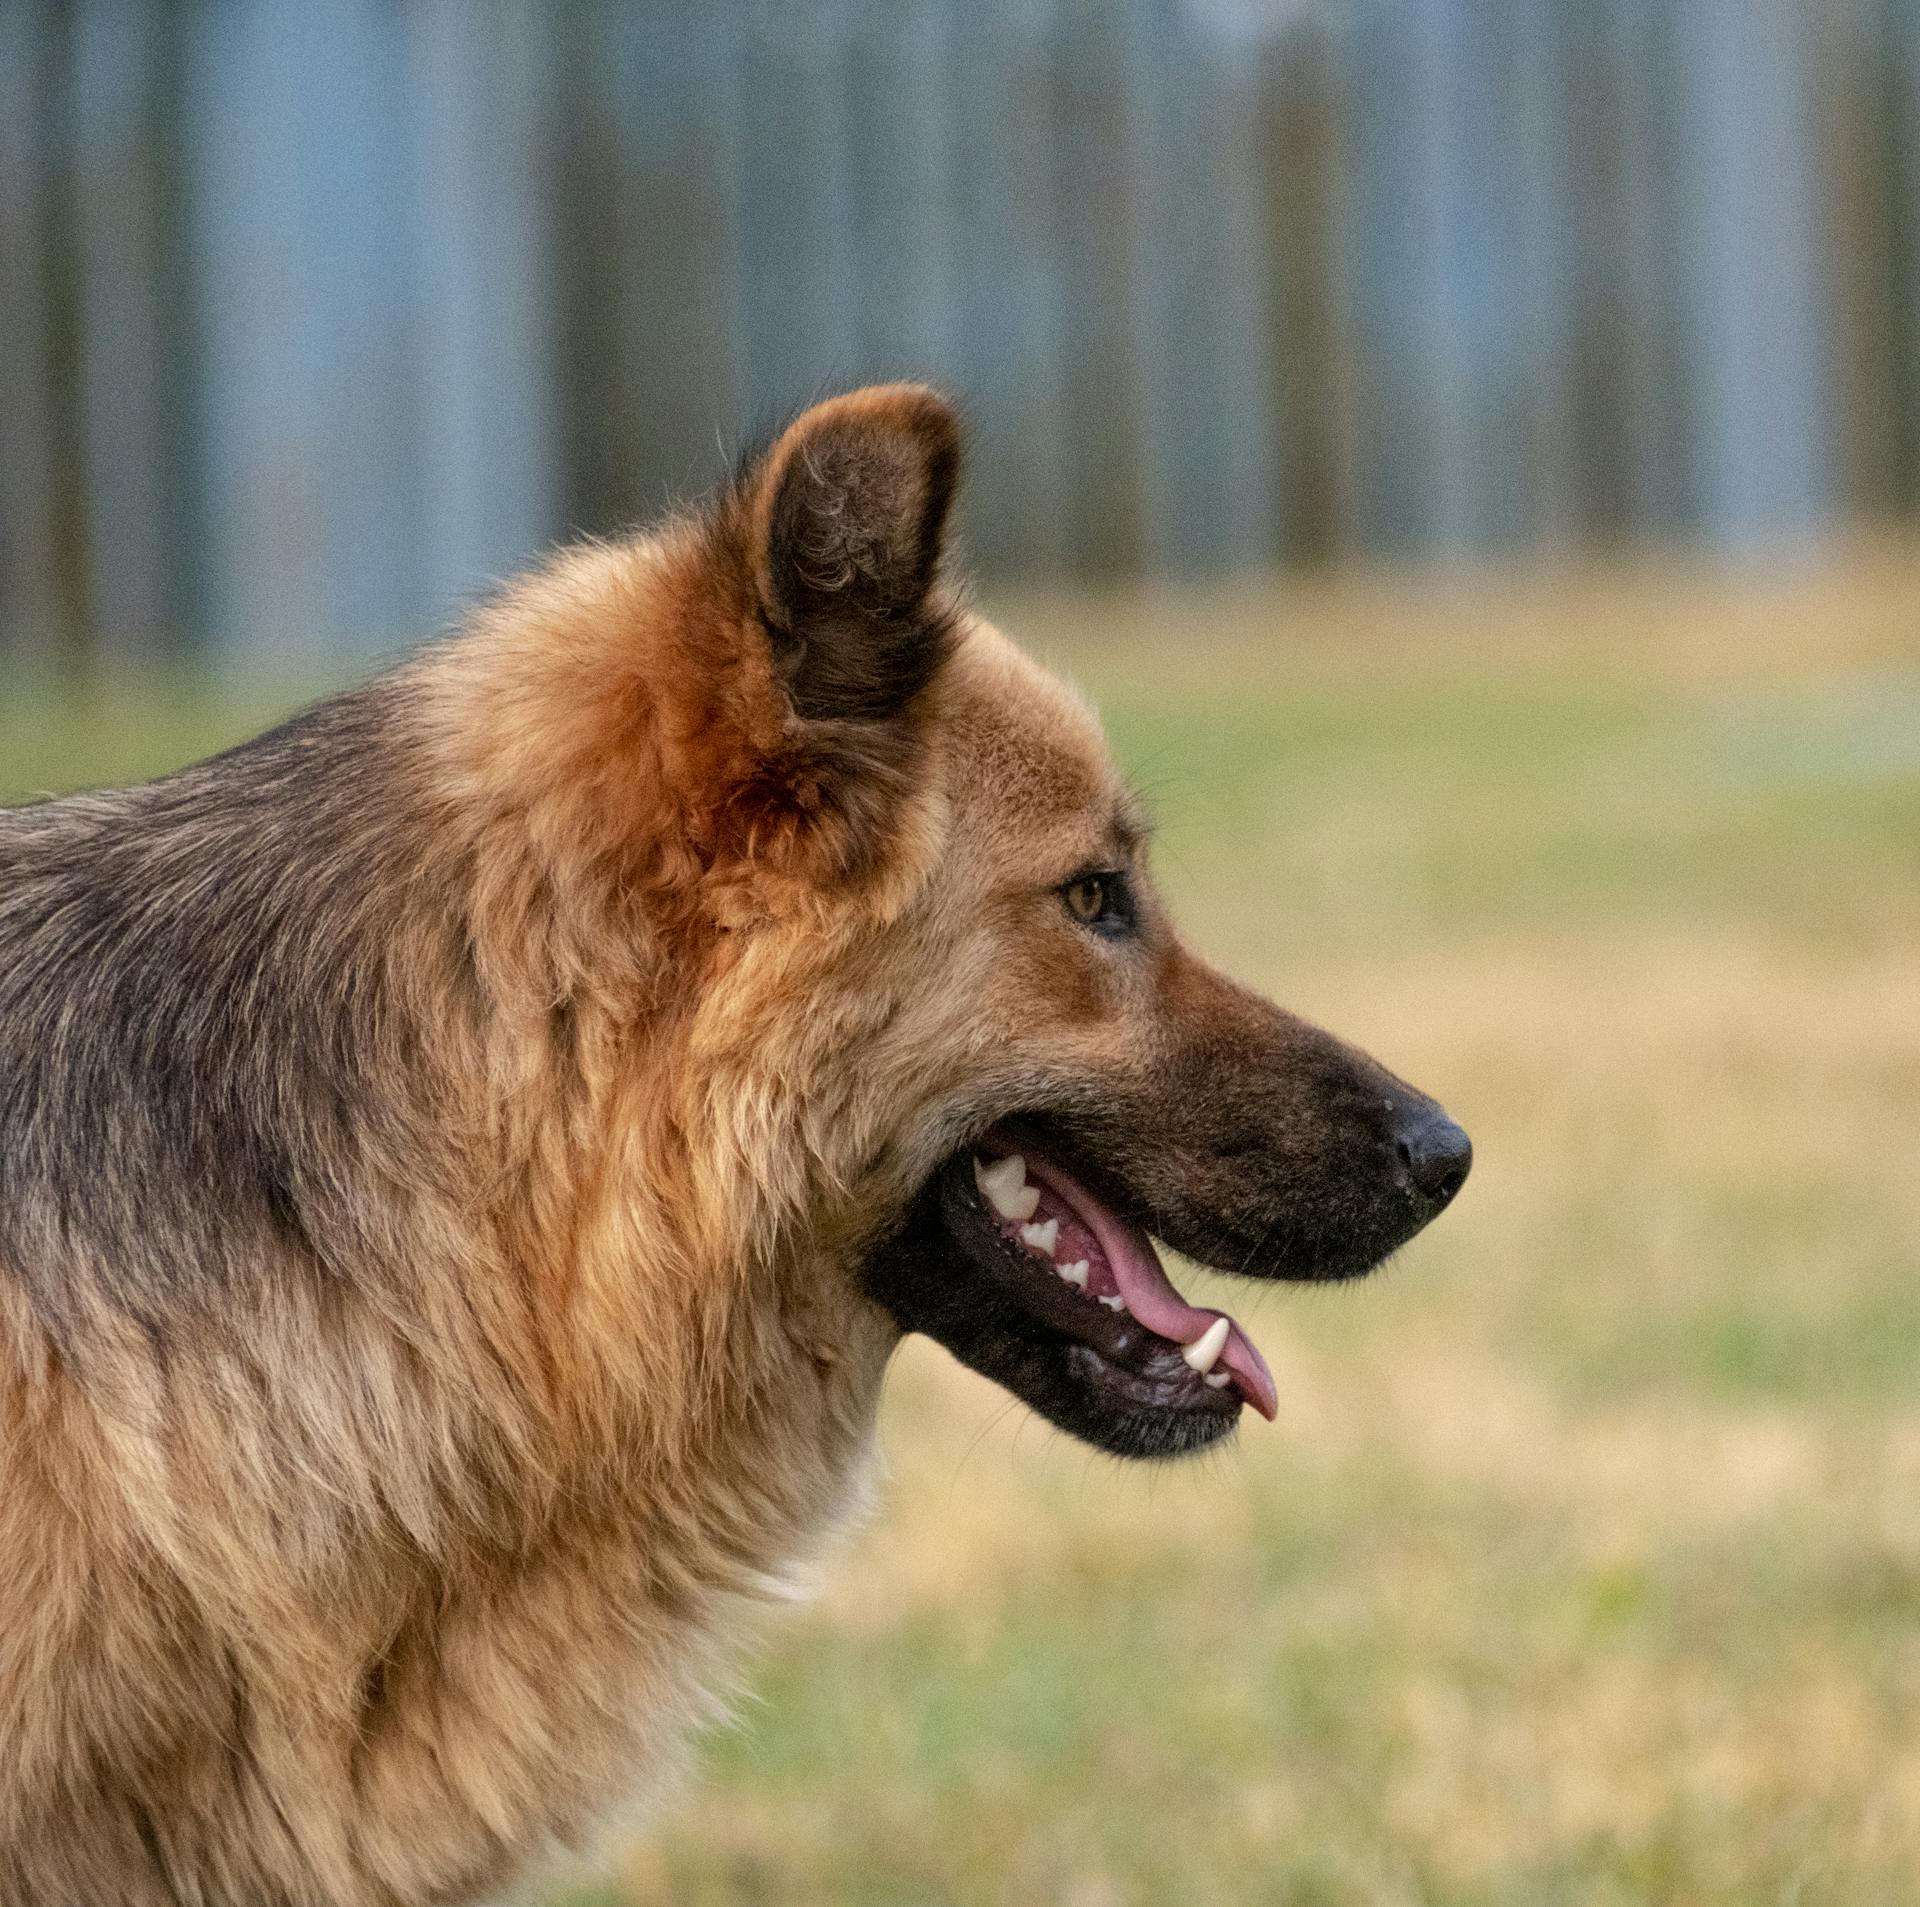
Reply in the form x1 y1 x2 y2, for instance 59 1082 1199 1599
442 387 966 910
734 384 963 726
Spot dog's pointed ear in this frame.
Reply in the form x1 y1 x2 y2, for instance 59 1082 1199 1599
735 384 963 724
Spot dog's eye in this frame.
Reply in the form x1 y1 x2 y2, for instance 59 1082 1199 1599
1061 871 1134 937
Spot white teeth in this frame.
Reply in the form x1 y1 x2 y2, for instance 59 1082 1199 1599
1056 1259 1089 1289
1181 1316 1231 1375
1098 1294 1127 1311
1019 1218 1059 1258
1204 1370 1233 1390
974 1155 1039 1223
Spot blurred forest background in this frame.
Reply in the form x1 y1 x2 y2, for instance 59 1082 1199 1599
6 4 1920 1905
6 0 1920 667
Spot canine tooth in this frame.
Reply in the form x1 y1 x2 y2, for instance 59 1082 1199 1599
975 1155 1039 1222
1204 1370 1233 1390
1019 1218 1059 1258
1056 1259 1089 1289
1181 1316 1231 1374
1098 1294 1127 1312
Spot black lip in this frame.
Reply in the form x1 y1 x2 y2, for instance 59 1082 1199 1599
860 1150 1242 1461
936 1156 1243 1417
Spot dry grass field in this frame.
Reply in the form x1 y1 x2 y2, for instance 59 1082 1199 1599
7 547 1919 1906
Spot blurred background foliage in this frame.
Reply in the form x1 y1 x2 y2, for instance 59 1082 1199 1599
5 0 1920 668
5 3 1920 1904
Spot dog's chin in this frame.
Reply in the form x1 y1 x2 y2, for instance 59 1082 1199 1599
860 1136 1301 1462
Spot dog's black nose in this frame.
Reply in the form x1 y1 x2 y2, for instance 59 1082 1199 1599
1392 1099 1472 1211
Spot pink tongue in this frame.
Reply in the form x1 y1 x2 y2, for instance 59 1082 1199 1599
1019 1155 1278 1421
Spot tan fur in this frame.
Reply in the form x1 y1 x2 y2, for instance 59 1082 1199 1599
0 397 1167 1904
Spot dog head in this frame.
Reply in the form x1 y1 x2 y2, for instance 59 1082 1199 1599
464 384 1469 1460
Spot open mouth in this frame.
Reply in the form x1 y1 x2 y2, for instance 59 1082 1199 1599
859 1031 1467 1460
861 1076 1464 1461
970 1145 1279 1423
859 1119 1291 1459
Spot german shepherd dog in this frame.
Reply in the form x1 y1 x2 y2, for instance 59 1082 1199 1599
0 386 1469 1906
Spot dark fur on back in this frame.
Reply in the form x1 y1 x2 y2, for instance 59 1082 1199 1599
0 688 459 1335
